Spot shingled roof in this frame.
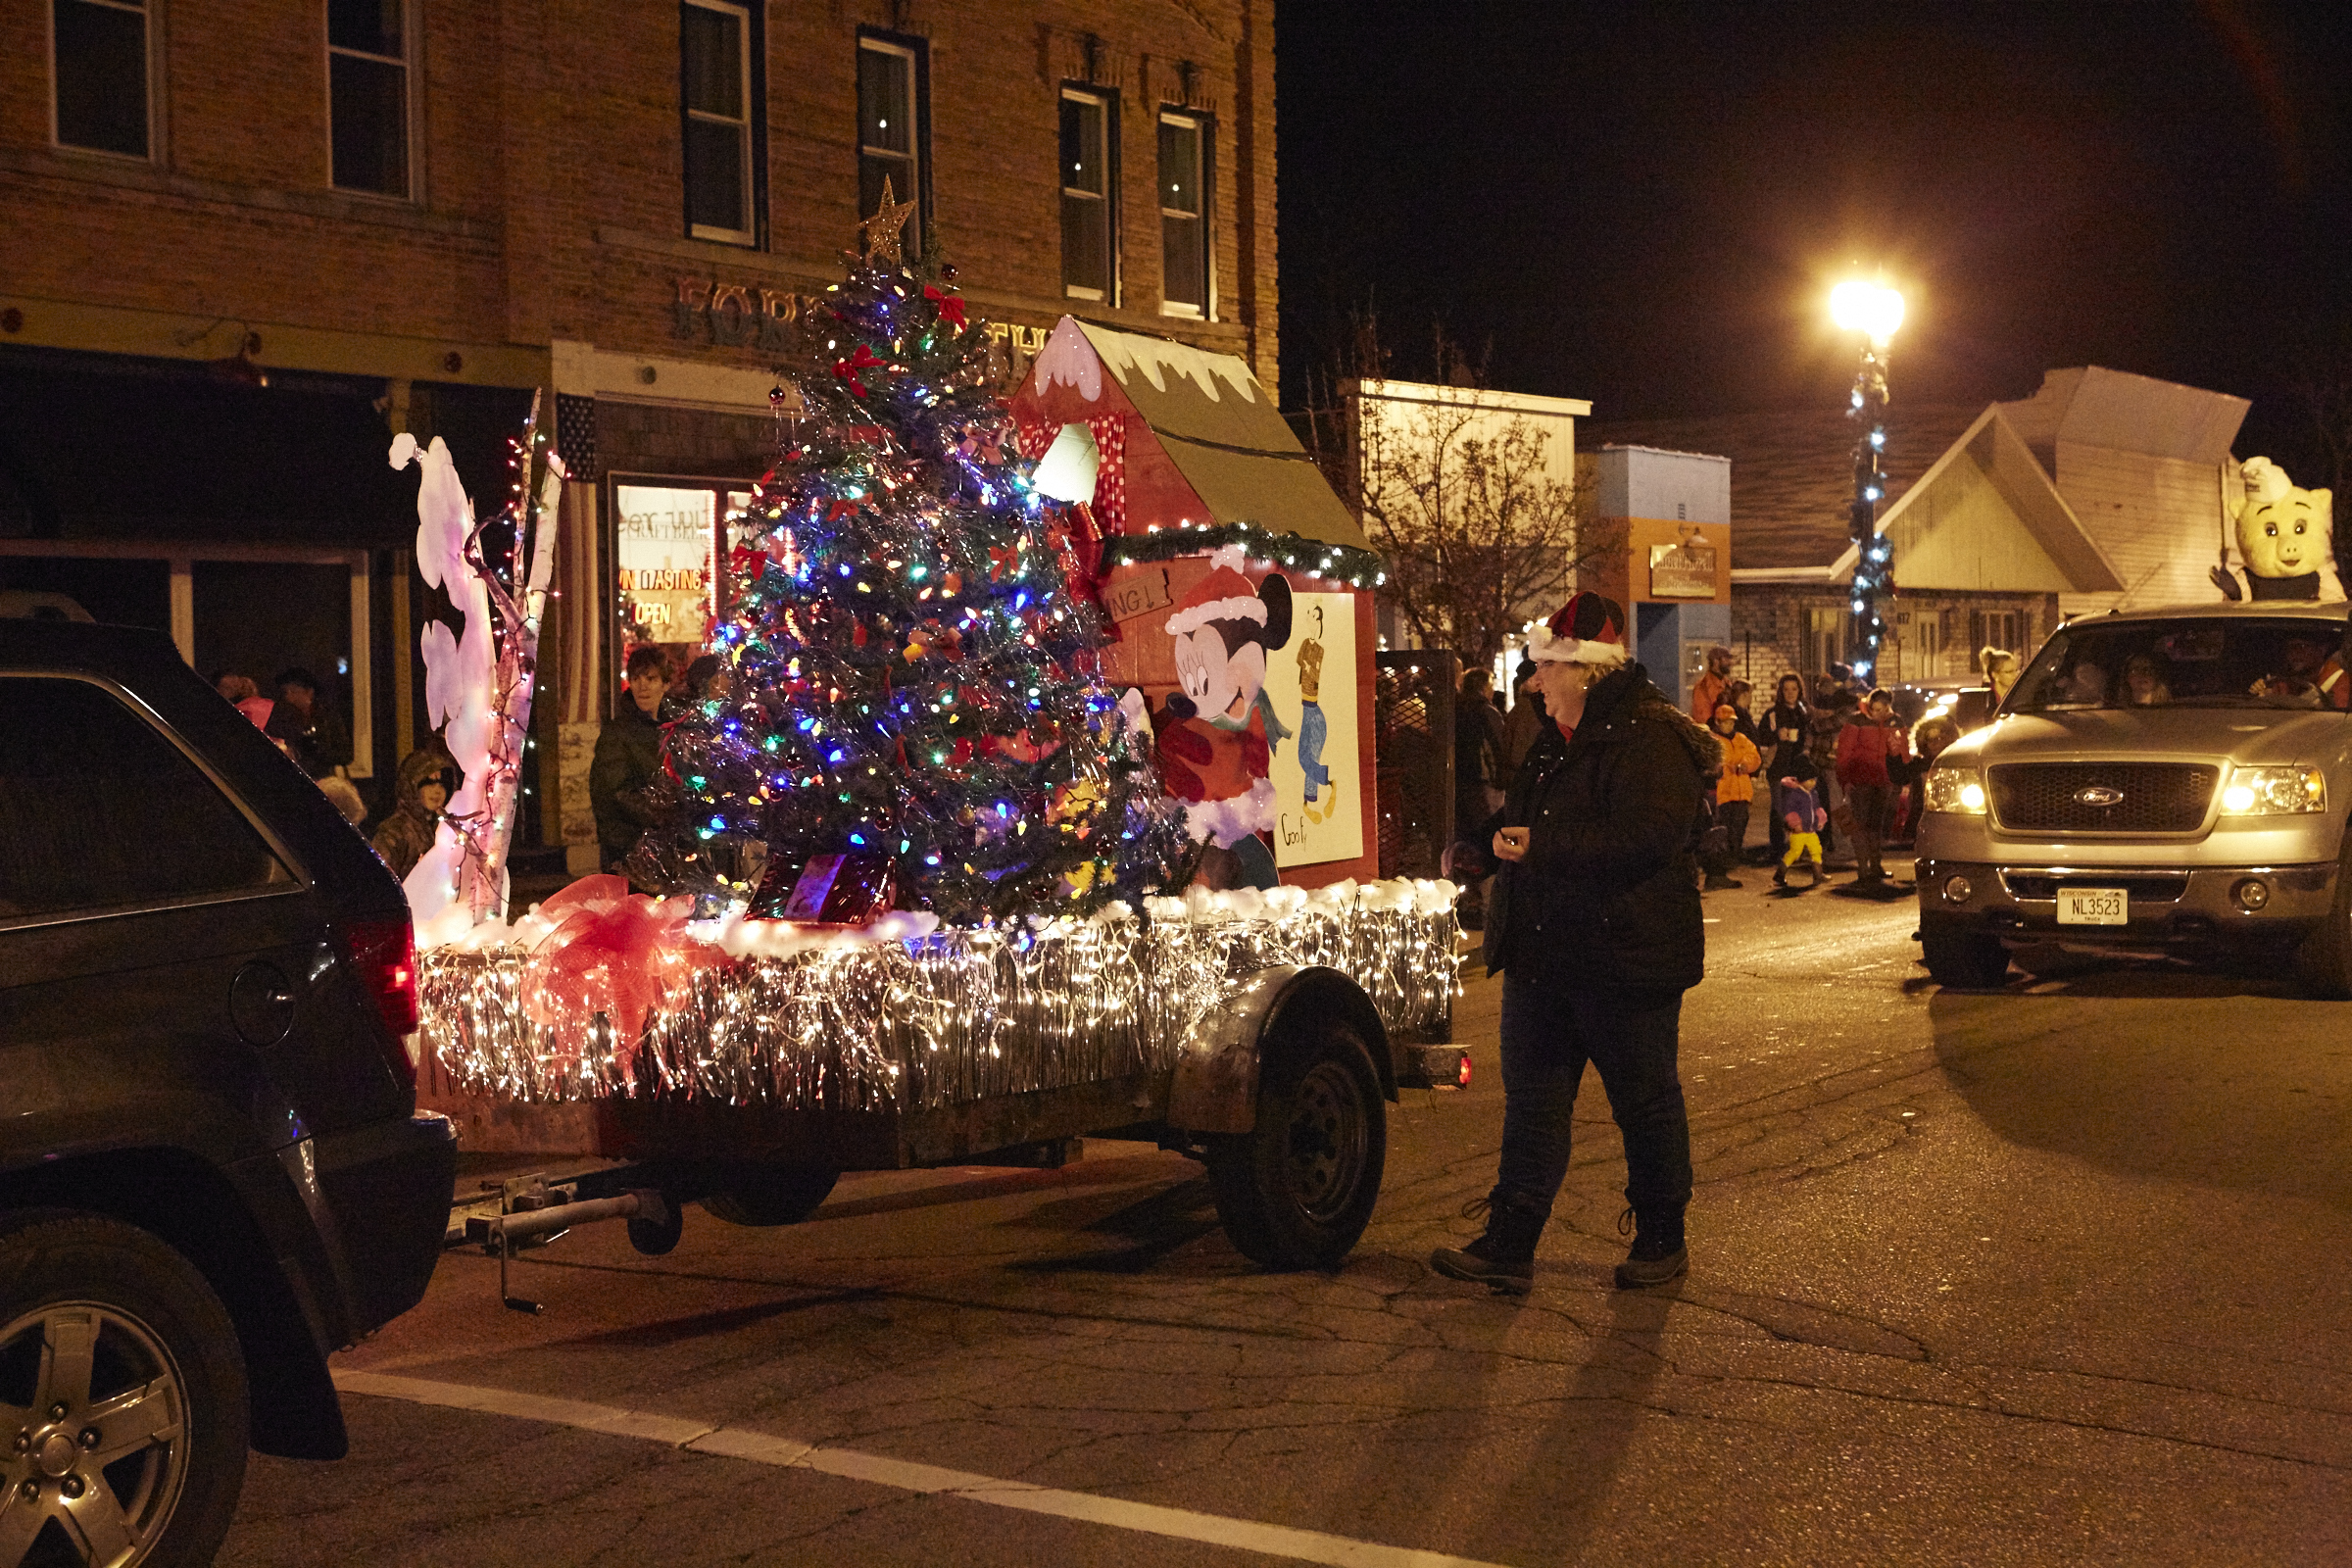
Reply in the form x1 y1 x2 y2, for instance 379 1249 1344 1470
1582 401 1985 570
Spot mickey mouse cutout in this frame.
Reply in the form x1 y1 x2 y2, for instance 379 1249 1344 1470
1151 545 1294 889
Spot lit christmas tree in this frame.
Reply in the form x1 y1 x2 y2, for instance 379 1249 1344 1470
629 185 1186 924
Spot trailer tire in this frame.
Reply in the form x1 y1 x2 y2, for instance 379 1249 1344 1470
698 1165 841 1227
1204 1018 1385 1271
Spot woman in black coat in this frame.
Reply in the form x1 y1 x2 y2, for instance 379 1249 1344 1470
1431 592 1718 1296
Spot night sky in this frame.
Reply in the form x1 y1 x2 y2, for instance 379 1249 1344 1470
1276 1 2352 476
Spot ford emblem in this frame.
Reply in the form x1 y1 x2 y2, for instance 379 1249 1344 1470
2076 785 2125 808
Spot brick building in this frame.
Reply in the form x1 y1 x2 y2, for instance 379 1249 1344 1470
1 0 1277 859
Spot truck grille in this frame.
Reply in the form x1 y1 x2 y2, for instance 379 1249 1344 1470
1986 762 2218 834
2000 872 2189 903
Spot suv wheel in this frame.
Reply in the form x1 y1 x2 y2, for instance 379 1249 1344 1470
0 1213 247 1568
2294 840 2352 1000
1204 1019 1387 1270
1922 926 2013 991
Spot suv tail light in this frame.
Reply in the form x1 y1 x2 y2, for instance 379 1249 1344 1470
340 917 419 1087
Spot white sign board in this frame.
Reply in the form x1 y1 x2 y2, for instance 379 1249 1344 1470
614 485 716 647
1264 592 1363 868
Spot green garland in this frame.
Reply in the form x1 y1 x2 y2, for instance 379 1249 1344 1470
1096 521 1386 591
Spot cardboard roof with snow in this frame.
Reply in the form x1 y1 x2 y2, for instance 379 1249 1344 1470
1008 318 1369 553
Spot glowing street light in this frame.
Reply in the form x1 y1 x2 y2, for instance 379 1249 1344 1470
1830 279 1906 346
1833 278 1905 682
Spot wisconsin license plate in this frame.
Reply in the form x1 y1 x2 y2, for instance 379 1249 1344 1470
2057 887 2128 925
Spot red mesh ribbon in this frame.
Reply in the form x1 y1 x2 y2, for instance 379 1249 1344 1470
521 875 726 1057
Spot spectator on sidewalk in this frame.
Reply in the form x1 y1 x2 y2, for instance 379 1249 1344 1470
1703 704 1760 891
1836 687 1909 887
266 666 353 779
591 646 671 875
1689 645 1735 724
1452 668 1510 922
1772 749 1826 889
1762 674 1808 867
372 746 454 880
1898 709 1963 843
1502 658 1546 770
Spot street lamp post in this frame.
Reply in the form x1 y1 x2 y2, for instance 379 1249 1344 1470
1831 280 1904 684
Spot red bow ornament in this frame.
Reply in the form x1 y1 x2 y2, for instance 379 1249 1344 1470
832 343 887 398
924 285 968 332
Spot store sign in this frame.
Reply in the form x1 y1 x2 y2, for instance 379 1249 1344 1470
672 276 825 350
615 485 716 647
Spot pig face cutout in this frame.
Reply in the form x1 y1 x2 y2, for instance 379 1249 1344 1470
2238 457 2334 581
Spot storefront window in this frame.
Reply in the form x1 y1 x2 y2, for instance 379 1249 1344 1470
614 484 718 658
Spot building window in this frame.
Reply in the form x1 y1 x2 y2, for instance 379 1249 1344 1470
327 0 411 197
1157 111 1209 317
858 36 922 258
51 0 150 159
1806 607 1845 679
1060 88 1115 301
681 0 756 244
1970 608 2023 660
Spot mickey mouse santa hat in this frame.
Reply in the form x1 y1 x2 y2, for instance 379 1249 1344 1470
1164 545 1269 639
1524 590 1629 666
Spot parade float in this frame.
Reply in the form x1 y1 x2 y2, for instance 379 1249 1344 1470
399 193 1460 1286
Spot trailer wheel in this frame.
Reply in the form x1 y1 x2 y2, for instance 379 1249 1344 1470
699 1165 841 1227
1204 1018 1385 1270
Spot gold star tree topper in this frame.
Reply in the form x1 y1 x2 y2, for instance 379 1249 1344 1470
853 176 920 269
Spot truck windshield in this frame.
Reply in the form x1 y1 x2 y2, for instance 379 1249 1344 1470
2008 617 2351 712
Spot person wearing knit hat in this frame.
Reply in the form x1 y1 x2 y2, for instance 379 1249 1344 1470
1430 590 1718 1295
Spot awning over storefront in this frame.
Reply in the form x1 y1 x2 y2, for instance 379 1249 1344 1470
1006 318 1367 551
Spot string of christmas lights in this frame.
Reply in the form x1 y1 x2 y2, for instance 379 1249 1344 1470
1098 521 1387 591
417 878 1460 1113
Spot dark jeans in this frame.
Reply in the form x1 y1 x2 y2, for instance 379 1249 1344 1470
1709 800 1750 876
1846 782 1894 875
1496 976 1693 1225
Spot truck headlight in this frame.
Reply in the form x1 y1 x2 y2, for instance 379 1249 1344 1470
2218 765 2327 816
1923 765 1987 814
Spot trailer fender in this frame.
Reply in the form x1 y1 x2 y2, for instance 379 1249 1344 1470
1168 965 1395 1136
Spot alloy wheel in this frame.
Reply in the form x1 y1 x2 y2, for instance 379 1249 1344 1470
0 1303 188 1568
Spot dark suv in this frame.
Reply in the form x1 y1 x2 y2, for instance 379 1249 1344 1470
0 622 457 1565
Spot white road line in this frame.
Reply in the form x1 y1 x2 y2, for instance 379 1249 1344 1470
334 1370 1512 1568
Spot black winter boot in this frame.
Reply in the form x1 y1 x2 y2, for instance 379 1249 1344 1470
1612 1204 1689 1289
1430 1189 1548 1295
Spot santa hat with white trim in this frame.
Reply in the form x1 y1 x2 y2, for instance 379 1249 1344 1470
1525 591 1629 666
1165 545 1287 644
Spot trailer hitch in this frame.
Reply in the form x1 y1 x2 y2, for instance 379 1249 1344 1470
464 1176 678 1312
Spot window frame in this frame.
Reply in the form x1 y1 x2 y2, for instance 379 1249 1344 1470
0 671 309 934
48 0 156 163
1155 107 1212 319
1058 83 1118 305
679 0 762 247
323 0 416 201
857 30 929 262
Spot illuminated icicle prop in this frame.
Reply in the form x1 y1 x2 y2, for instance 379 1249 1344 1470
391 400 564 934
416 878 1462 1112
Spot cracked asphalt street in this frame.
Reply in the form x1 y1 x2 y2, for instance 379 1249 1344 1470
220 873 2352 1566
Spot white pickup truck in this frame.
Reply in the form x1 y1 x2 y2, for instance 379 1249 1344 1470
1915 603 2352 995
